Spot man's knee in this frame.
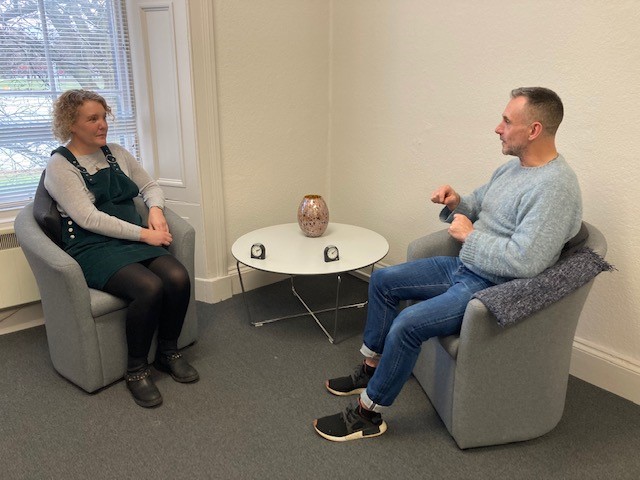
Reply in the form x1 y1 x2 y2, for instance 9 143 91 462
370 265 400 290
387 309 435 348
386 313 416 346
370 268 384 286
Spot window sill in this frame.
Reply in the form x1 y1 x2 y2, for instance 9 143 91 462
0 208 20 233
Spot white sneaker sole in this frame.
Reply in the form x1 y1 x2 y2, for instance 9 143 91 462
313 419 388 442
326 385 366 396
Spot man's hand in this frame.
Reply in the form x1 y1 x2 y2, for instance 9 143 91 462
148 206 169 233
448 213 473 242
430 185 460 211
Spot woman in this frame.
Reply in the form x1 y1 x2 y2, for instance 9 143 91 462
45 89 199 408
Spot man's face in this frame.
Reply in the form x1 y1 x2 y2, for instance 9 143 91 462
495 96 532 158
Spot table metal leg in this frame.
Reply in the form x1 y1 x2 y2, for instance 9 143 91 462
290 276 336 343
241 264 376 344
332 274 342 341
236 261 252 322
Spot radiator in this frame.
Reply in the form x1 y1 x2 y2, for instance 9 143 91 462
0 227 40 309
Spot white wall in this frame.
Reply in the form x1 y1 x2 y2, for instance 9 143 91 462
212 0 331 255
199 0 640 401
328 0 640 401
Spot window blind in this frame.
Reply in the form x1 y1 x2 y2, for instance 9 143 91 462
0 0 139 211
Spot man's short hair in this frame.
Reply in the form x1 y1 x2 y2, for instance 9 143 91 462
511 87 564 135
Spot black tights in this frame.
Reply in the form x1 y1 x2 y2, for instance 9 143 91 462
103 255 190 359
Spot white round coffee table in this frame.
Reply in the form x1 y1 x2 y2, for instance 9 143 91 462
232 223 389 343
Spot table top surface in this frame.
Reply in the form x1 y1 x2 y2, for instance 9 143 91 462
231 223 389 275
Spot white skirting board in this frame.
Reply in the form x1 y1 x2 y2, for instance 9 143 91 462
570 338 640 405
0 302 44 336
195 275 234 304
194 267 287 304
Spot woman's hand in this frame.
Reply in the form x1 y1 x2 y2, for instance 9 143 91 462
140 227 173 247
148 206 169 232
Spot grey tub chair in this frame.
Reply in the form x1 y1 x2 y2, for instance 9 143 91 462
14 197 198 393
409 222 607 449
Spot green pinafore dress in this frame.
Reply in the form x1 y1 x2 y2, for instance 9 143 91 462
56 146 170 289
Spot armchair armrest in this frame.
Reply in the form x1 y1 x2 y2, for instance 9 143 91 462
164 207 196 278
132 196 195 276
15 204 99 376
407 228 461 261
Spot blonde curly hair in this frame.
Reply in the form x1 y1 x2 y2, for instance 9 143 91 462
52 90 113 142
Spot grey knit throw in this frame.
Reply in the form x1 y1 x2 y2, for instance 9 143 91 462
473 247 614 327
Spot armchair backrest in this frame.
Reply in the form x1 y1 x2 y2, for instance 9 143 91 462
32 170 63 246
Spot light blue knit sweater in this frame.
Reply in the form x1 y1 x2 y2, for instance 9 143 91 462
440 155 582 284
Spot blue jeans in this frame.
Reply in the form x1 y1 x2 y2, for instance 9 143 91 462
359 256 496 411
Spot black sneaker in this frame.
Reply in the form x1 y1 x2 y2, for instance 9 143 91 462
326 363 373 396
313 401 387 442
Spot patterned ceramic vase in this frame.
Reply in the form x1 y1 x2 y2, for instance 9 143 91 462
297 194 329 237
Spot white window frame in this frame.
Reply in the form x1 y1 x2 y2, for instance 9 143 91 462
0 0 140 226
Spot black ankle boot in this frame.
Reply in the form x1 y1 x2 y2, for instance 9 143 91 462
154 339 199 384
125 357 162 408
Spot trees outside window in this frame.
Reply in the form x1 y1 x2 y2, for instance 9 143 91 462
0 0 138 211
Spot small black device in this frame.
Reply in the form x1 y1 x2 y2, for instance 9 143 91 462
324 245 339 262
251 243 266 259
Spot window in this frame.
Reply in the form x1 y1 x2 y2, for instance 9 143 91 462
0 0 138 212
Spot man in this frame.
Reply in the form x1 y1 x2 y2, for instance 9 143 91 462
313 87 583 442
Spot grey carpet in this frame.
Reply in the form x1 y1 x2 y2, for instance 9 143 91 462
1 274 639 480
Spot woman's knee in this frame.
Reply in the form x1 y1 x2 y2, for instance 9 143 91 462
134 274 164 304
104 263 163 305
165 262 190 295
150 256 190 295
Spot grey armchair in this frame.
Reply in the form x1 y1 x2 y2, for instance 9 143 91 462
409 222 607 449
14 197 198 393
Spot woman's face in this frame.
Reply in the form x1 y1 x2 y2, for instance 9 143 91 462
69 100 108 154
